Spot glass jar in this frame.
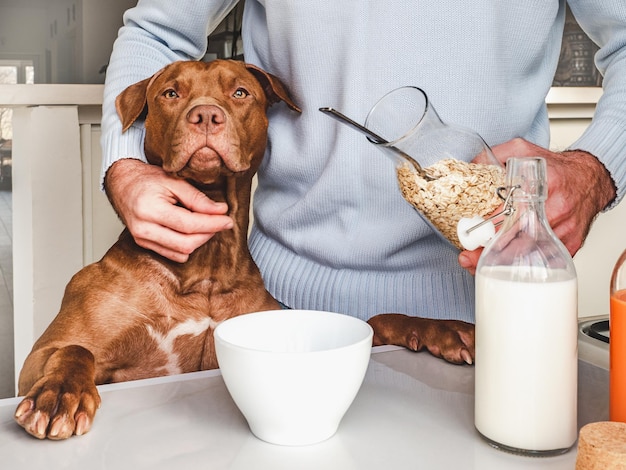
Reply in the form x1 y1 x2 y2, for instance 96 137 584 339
474 157 578 456
363 86 504 251
611 249 626 422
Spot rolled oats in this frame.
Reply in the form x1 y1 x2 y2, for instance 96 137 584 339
397 159 505 249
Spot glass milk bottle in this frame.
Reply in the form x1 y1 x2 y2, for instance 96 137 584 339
474 157 578 456
611 249 626 422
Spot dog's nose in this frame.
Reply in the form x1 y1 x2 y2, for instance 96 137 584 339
187 105 226 133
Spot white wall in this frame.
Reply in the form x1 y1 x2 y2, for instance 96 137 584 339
0 0 135 84
81 0 136 83
547 89 626 318
0 4 47 82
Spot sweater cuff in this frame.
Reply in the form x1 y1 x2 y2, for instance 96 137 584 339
99 124 147 190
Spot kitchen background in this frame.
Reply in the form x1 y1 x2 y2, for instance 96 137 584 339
0 1 622 399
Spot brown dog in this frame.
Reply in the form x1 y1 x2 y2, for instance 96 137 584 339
14 59 297 439
14 59 474 440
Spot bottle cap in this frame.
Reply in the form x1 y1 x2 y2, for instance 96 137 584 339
457 216 496 251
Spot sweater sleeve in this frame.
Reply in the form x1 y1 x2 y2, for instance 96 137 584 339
100 0 239 187
566 0 626 207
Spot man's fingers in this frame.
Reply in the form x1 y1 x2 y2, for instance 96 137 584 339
169 182 230 215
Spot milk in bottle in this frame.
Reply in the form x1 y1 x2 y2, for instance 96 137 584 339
474 157 578 456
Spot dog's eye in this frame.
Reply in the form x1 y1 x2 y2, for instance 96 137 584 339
163 89 179 99
233 88 250 99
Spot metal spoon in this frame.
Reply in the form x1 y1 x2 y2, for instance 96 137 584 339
319 107 434 180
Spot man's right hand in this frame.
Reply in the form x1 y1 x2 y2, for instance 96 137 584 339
104 159 234 263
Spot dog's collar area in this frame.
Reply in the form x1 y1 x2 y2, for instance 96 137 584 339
184 178 232 203
187 178 224 191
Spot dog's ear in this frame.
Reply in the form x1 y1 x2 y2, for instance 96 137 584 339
115 68 166 132
115 77 151 132
244 63 302 113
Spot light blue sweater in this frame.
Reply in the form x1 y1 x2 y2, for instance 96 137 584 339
101 0 626 322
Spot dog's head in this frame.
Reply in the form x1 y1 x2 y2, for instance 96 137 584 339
116 59 301 184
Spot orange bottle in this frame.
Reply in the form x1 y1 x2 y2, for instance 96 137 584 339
610 249 626 422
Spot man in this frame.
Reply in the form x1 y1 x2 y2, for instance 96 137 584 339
101 0 621 327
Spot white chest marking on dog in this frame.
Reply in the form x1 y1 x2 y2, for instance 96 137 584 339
146 317 218 375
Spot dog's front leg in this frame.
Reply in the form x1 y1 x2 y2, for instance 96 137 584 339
14 345 101 440
368 314 475 365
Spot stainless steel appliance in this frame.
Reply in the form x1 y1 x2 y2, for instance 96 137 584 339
579 315 609 369
578 315 609 427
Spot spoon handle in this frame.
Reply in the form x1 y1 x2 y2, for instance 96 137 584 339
319 107 388 144
319 107 432 180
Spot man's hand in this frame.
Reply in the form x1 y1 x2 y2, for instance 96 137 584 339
458 138 616 274
104 159 234 263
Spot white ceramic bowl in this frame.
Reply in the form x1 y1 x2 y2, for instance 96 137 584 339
214 309 373 446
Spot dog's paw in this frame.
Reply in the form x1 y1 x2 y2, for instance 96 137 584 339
14 376 101 440
368 314 475 365
421 322 475 365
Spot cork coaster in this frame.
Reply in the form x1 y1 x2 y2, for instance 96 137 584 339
576 421 626 469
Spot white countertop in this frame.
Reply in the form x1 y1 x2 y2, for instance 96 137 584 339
0 346 608 469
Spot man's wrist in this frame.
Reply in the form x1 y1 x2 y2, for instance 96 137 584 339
103 158 148 221
563 149 617 212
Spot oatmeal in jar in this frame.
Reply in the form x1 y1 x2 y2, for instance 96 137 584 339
397 159 505 249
